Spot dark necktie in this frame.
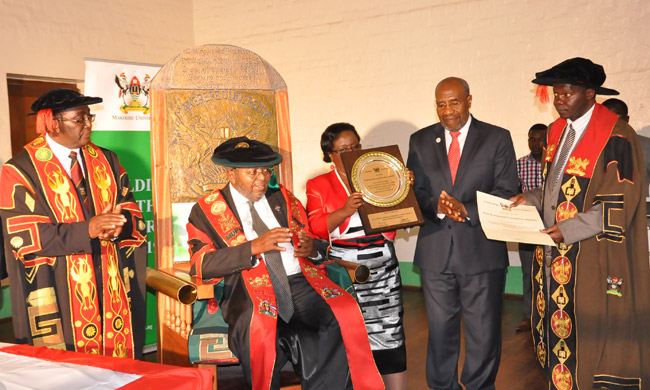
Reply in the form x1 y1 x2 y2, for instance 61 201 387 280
69 151 90 212
550 124 576 193
248 201 294 322
448 131 461 184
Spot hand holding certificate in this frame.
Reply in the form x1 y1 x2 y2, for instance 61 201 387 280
476 191 554 246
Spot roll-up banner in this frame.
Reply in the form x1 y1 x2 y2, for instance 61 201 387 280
84 59 161 348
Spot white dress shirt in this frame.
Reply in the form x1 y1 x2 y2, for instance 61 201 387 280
46 133 85 178
553 103 596 175
229 185 302 275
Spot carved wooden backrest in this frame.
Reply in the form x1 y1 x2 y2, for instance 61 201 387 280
150 44 292 366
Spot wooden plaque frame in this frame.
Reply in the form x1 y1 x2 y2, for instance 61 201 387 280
340 145 424 234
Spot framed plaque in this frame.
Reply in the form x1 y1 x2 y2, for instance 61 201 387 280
340 145 424 234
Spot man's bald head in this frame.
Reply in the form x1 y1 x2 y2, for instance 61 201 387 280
435 77 470 97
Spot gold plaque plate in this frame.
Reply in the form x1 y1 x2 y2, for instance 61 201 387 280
350 151 410 207
166 90 278 203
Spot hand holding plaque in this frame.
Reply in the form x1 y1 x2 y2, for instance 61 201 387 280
340 145 424 234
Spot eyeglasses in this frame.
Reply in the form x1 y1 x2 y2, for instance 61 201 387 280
56 114 96 125
332 144 362 154
238 167 274 177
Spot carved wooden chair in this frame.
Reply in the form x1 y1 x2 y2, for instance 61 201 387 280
145 44 367 390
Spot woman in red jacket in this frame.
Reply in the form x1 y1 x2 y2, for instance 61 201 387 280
306 123 407 390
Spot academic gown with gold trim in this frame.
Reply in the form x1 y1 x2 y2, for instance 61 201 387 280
0 139 147 358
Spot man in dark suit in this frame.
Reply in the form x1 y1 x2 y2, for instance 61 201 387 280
407 77 519 390
186 137 382 390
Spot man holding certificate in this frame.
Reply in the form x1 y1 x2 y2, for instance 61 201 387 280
510 58 650 390
407 77 519 390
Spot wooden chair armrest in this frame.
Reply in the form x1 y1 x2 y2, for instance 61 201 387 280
333 259 370 283
159 264 216 300
146 267 198 305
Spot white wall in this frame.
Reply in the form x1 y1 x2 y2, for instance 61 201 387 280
193 0 650 193
0 0 195 163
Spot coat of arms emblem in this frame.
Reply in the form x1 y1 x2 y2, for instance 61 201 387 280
115 73 151 113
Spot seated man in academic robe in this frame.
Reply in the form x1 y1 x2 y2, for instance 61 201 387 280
186 137 383 390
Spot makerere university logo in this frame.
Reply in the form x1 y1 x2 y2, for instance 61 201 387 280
114 72 151 114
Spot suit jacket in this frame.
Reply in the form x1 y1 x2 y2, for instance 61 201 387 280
406 116 519 275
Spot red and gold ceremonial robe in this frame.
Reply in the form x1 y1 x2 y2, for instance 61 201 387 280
532 104 650 390
186 184 383 390
0 137 148 359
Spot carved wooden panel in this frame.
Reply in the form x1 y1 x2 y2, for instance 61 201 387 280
166 90 278 203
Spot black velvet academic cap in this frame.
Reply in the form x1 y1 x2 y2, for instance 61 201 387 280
211 136 283 167
31 88 103 114
532 57 619 95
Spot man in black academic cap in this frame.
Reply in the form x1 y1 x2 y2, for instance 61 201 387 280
511 58 650 390
186 137 383 390
0 88 148 358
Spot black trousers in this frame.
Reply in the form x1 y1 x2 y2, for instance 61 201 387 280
518 244 535 319
421 268 506 390
267 272 352 390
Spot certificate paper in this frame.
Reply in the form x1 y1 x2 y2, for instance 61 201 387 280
476 191 555 246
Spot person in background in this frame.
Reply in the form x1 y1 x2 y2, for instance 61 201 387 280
306 123 407 390
510 57 650 389
407 77 519 390
0 88 147 358
602 97 650 196
601 98 629 123
515 123 547 333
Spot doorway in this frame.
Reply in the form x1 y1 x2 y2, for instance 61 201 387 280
7 76 80 157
